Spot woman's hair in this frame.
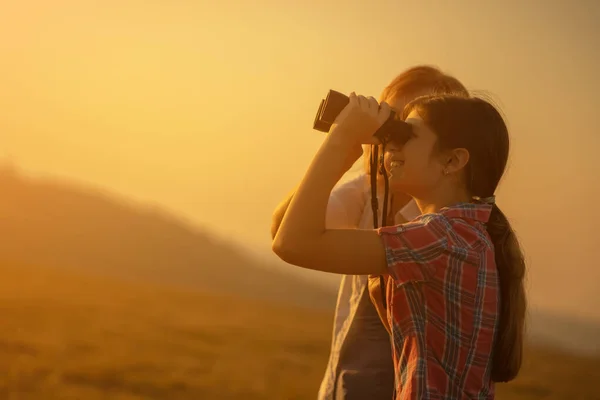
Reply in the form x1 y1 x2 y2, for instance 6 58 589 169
402 95 527 383
364 65 469 175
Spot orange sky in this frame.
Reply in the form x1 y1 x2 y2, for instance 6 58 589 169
1 0 600 319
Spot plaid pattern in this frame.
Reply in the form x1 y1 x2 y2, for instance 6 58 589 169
377 203 498 400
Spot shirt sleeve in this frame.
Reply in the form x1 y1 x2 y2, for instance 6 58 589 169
377 214 449 285
325 174 367 229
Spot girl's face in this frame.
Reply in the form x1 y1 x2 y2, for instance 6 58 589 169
382 92 424 174
382 91 442 193
385 110 447 197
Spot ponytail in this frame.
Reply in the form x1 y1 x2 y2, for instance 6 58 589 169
486 205 527 382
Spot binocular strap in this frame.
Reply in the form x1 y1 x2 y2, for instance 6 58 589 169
369 144 390 310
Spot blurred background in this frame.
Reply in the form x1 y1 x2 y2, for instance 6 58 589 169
1 1 599 399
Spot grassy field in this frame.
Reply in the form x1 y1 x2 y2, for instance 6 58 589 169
1 263 599 400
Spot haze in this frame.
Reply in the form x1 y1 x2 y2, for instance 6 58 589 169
1 1 599 320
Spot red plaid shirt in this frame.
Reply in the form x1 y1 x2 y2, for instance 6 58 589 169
377 203 498 400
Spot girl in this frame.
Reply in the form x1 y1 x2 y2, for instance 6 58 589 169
273 93 527 399
271 66 468 400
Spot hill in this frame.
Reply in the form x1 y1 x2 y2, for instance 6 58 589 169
2 166 600 357
1 263 600 400
0 167 335 310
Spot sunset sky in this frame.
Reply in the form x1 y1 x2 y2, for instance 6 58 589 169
1 1 599 319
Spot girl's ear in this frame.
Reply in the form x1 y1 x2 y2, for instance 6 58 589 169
444 148 470 174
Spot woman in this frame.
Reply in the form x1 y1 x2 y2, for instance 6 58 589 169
270 66 468 399
272 93 527 398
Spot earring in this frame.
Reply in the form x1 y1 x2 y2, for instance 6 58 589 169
443 169 449 176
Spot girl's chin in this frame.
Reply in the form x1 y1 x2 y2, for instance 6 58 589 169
380 171 406 190
387 176 409 193
387 172 402 183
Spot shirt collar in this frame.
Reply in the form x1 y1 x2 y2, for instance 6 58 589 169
437 202 493 223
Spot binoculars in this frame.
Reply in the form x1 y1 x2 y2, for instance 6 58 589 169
313 90 414 145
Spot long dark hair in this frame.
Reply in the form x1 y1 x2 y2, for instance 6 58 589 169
403 95 527 383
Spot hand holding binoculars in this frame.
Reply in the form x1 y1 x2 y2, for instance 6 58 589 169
312 90 414 146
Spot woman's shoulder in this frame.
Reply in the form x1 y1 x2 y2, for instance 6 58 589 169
327 174 370 227
331 173 370 199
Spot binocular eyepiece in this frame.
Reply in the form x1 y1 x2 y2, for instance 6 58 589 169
313 90 414 145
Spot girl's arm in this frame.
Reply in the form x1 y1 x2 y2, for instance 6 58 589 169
270 175 366 239
272 133 389 275
272 136 447 280
270 187 296 239
272 93 447 279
